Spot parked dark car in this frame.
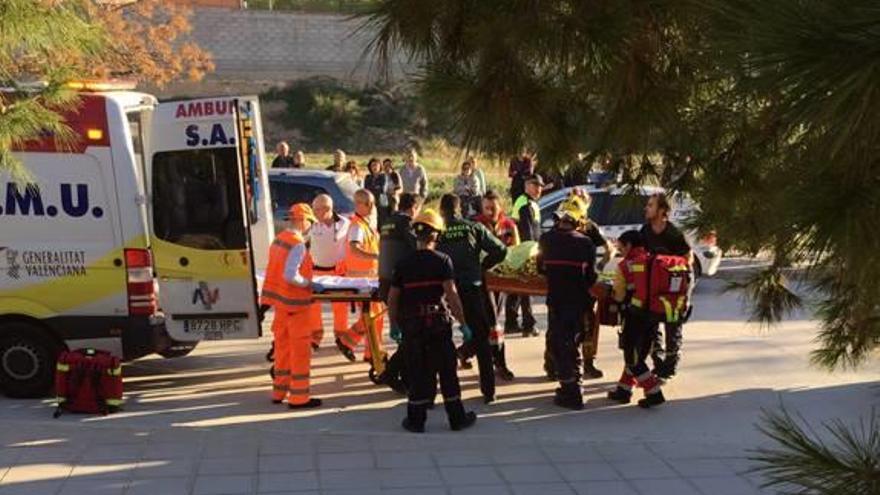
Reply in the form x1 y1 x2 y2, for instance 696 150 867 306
268 169 358 232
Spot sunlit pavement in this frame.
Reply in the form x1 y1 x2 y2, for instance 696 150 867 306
0 259 877 495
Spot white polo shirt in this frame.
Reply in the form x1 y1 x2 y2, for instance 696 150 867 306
309 214 350 269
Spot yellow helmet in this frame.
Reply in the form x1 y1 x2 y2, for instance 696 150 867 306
556 195 587 223
413 208 446 233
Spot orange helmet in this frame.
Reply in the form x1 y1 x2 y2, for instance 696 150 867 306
288 203 317 223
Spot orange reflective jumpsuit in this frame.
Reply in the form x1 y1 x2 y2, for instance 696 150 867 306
337 213 384 359
260 230 322 405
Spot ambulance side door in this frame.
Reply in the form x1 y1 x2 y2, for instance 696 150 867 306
147 97 261 342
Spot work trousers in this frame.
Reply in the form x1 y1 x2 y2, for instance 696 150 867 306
505 294 536 331
651 321 683 376
618 309 663 395
403 318 467 428
336 302 384 360
271 306 320 405
313 266 350 347
455 283 495 399
547 304 587 397
489 292 509 370
544 303 595 376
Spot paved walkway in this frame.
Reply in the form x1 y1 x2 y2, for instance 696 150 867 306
0 262 877 495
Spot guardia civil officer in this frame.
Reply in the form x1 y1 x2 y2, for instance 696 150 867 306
537 199 597 410
376 193 423 393
387 209 478 432
436 194 507 403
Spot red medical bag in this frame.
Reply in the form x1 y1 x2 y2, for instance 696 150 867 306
54 348 123 417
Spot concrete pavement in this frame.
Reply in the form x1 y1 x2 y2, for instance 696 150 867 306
0 259 877 494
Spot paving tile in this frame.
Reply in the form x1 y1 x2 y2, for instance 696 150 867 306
319 469 381 490
142 442 202 460
258 454 315 473
257 471 318 493
199 456 258 475
318 452 374 470
379 467 443 488
203 443 259 459
491 449 547 465
380 488 445 495
58 479 127 495
572 480 639 495
439 466 503 486
556 461 620 482
3 463 73 483
666 458 739 478
127 477 191 495
630 478 701 495
498 464 563 484
320 491 380 495
69 462 136 480
433 451 494 467
511 483 575 495
375 451 433 469
317 437 371 453
646 442 745 460
611 459 678 480
193 474 254 495
449 487 513 495
17 447 82 463
596 443 655 462
132 459 196 478
0 480 65 495
542 445 604 463
690 475 763 495
260 440 314 456
79 445 142 462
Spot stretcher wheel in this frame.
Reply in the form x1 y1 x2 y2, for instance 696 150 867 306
368 366 382 385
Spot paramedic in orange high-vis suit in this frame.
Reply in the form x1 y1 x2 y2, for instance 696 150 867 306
261 203 323 409
335 189 384 362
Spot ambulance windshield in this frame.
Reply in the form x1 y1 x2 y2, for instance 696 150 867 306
151 148 247 250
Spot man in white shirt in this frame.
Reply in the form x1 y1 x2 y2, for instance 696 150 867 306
309 194 351 350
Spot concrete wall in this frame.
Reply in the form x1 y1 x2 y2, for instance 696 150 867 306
166 7 411 96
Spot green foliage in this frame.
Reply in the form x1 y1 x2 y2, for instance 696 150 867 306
362 0 880 368
0 0 107 178
751 408 880 495
264 77 451 152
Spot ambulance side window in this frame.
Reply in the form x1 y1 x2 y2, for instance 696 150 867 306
152 148 246 250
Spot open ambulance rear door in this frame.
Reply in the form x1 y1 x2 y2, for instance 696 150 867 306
145 97 270 342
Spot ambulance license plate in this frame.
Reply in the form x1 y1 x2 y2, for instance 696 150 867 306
183 318 243 339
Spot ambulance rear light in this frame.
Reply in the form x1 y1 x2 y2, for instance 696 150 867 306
86 128 104 141
124 248 157 316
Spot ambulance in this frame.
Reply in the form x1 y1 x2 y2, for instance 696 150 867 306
0 82 274 397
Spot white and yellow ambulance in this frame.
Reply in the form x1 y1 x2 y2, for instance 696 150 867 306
0 82 274 397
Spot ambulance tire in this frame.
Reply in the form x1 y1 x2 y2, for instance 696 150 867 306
158 343 198 359
0 323 61 399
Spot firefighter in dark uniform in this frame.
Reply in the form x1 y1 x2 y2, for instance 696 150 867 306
538 199 597 410
387 209 478 432
543 191 612 380
640 193 692 380
436 194 507 403
376 193 423 393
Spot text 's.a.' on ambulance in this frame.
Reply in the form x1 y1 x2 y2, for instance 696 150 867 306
0 81 274 398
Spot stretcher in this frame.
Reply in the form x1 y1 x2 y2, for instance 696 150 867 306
311 276 387 384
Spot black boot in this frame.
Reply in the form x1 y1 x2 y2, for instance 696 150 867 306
450 411 477 431
335 338 356 362
606 387 632 404
553 387 584 410
583 359 604 379
543 360 557 381
638 390 666 409
288 398 322 409
495 366 515 381
401 417 425 433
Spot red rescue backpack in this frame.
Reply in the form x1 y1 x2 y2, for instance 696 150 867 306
620 249 691 323
54 349 123 417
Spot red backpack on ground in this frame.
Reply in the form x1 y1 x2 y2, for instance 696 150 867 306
620 249 691 323
54 349 123 417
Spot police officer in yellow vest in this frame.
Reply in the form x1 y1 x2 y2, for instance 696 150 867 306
508 174 544 337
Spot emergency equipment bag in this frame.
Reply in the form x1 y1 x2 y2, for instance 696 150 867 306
53 348 123 417
647 255 691 323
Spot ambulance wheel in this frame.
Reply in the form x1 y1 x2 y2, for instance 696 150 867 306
0 323 60 399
